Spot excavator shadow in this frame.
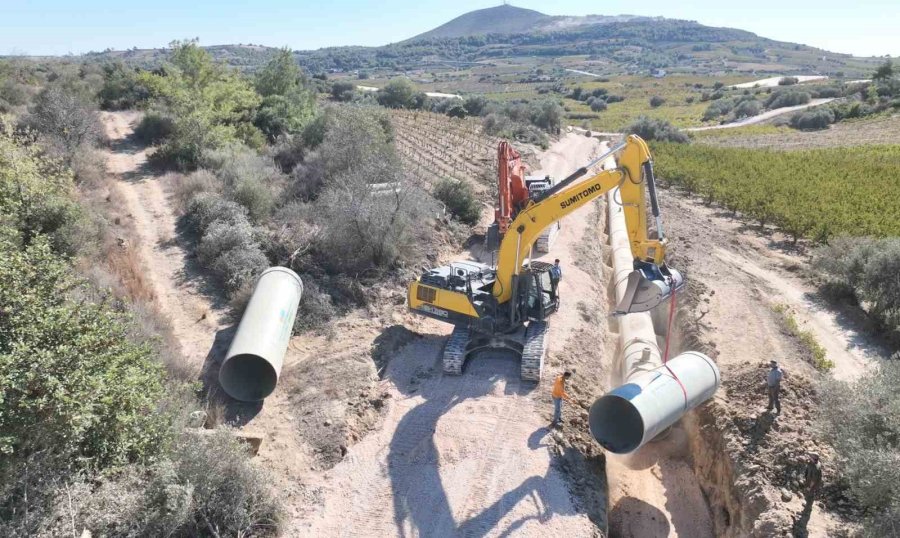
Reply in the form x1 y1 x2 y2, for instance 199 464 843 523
198 325 262 427
383 335 578 536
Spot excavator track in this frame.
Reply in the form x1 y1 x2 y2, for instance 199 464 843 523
534 223 560 253
442 325 471 375
520 321 548 381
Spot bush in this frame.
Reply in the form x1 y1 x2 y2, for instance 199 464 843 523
27 85 102 159
813 237 900 335
590 99 608 112
778 76 799 86
0 129 82 254
434 178 481 225
134 112 175 145
331 81 355 102
606 95 625 103
196 218 259 266
0 238 172 469
790 108 835 130
184 192 247 236
766 90 811 109
209 245 269 293
98 62 150 110
703 99 733 120
377 78 417 109
649 95 666 108
202 148 284 221
626 116 689 143
171 170 223 210
463 95 487 116
818 360 900 535
732 99 762 118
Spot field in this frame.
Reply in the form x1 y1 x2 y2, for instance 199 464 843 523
651 142 900 241
390 109 502 190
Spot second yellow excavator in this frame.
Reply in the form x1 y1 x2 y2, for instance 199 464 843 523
408 135 683 381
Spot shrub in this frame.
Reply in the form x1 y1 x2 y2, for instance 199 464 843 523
590 99 607 112
294 279 339 331
171 170 223 210
713 81 725 90
209 245 269 293
0 129 82 254
434 178 481 225
732 99 762 118
98 62 150 110
331 81 355 102
0 238 171 470
766 90 811 109
814 237 900 335
817 360 900 535
626 116 689 143
463 95 487 116
446 104 467 118
606 95 625 103
649 95 666 108
789 108 835 130
703 99 733 120
778 76 799 86
134 111 175 145
196 218 259 266
202 147 284 221
27 85 102 159
184 192 247 236
377 78 417 109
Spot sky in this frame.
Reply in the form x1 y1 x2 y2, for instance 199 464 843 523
2 0 898 57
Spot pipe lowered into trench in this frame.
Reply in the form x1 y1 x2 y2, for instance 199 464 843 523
587 165 719 454
590 351 720 454
219 267 303 402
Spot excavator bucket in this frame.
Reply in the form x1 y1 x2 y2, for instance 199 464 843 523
614 261 684 315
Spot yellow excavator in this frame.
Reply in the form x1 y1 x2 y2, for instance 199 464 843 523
408 135 684 380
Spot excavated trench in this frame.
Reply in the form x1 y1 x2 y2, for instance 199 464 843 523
597 173 746 537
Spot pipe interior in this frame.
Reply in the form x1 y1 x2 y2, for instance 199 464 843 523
219 354 278 402
589 394 645 454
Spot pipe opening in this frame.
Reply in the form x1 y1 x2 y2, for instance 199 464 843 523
589 393 645 454
219 353 278 402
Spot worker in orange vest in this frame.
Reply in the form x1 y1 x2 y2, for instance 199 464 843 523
551 371 572 428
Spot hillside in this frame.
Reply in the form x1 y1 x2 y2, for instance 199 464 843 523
297 17 875 76
11 8 878 77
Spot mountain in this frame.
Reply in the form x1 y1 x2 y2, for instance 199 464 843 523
409 5 551 41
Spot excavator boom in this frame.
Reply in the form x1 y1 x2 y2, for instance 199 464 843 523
490 135 682 314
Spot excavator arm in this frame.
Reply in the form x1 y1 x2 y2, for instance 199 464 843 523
495 141 530 235
492 135 682 314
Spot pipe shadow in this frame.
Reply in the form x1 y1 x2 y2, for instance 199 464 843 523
385 341 578 537
198 325 262 426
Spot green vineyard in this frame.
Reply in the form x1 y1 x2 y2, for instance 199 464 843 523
651 143 900 241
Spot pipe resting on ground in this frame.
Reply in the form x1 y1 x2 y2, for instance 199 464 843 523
219 267 303 402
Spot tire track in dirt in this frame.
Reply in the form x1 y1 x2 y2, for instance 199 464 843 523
100 111 226 373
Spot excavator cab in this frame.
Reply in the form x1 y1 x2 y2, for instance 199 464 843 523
519 261 559 321
614 260 684 315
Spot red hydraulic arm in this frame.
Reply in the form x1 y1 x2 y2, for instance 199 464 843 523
495 141 530 235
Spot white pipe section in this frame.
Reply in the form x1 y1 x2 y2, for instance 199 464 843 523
219 267 303 402
589 352 720 454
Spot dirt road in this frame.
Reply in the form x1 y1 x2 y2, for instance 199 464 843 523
300 134 602 537
685 99 837 132
100 112 227 373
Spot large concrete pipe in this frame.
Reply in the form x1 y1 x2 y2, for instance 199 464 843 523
589 351 720 454
588 153 720 453
219 267 303 401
